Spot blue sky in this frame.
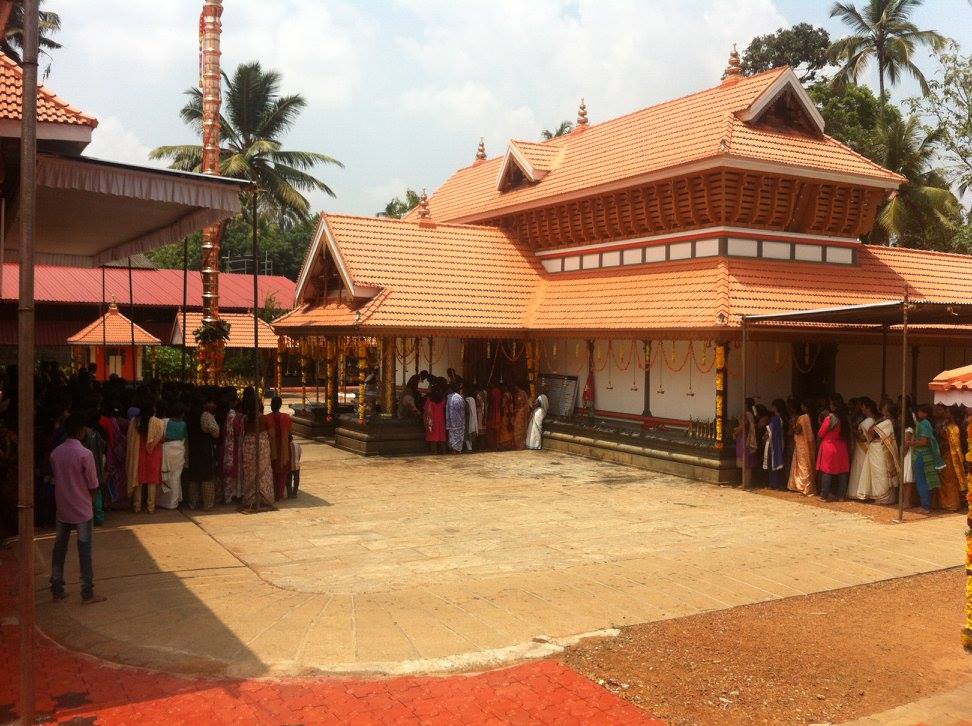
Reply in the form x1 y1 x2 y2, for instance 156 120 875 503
50 0 972 217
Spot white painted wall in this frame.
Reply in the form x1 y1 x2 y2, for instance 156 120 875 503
538 338 717 421
836 342 971 405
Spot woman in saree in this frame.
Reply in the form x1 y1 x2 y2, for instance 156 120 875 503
934 404 964 511
221 392 242 503
734 397 758 472
846 398 875 500
512 386 531 451
911 404 943 514
497 385 516 451
865 399 899 505
525 390 549 451
445 383 466 454
787 400 816 495
238 387 275 512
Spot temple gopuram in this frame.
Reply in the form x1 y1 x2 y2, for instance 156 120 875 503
274 52 972 481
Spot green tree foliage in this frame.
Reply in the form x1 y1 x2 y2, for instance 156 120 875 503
740 23 832 82
378 189 421 219
868 115 962 249
148 213 319 282
147 346 196 381
541 120 574 140
2 0 61 76
829 0 948 104
809 81 898 158
907 47 972 193
151 62 342 224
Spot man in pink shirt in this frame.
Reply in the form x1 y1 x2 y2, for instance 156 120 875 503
49 414 106 603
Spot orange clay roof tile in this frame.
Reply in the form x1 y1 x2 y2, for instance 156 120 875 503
175 312 278 349
67 303 159 346
0 53 97 127
275 216 972 335
419 67 900 223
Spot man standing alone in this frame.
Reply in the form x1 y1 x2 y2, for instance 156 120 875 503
49 414 106 604
267 396 292 501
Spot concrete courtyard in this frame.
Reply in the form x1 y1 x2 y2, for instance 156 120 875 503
32 441 964 678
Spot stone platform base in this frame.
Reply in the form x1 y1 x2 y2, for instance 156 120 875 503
542 423 739 484
334 418 427 456
292 414 338 441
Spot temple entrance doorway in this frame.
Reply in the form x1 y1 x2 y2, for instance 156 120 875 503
791 343 838 402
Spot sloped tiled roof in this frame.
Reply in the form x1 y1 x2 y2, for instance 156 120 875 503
275 214 544 332
509 139 564 174
929 364 972 392
416 67 901 223
274 216 972 336
0 53 97 127
67 303 160 346
0 263 296 309
173 311 278 349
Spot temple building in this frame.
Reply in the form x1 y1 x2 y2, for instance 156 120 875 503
274 55 972 480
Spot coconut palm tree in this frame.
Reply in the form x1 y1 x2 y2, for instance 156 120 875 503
829 0 948 106
150 61 342 224
2 0 62 77
541 120 574 140
378 189 421 219
871 115 961 249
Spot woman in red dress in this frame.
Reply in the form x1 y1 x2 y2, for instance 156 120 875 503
424 383 447 454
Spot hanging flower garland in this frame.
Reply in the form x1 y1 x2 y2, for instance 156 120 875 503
792 343 821 374
661 340 693 373
592 340 610 372
613 339 635 372
964 484 972 651
499 340 524 362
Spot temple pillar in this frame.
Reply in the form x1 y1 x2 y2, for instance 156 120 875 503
275 336 285 393
714 341 728 448
357 337 368 423
338 336 346 411
150 346 157 379
327 337 338 421
641 340 652 417
414 336 420 377
382 336 396 416
527 339 538 400
300 339 308 405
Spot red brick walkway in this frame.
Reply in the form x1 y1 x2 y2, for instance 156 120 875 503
1 547 661 725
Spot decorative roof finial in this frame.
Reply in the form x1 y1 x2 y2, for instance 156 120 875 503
723 43 742 83
475 136 486 163
576 98 589 127
418 188 431 219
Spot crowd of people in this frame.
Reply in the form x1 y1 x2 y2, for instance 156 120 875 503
0 362 303 542
398 369 549 454
734 393 969 513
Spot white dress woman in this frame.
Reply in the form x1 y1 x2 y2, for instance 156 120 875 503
846 416 874 499
867 417 899 504
525 393 549 450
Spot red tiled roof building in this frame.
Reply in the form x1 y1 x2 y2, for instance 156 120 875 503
276 56 968 478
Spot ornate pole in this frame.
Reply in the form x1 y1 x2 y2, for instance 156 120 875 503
275 335 285 393
642 340 652 417
357 338 368 423
338 336 346 409
199 0 225 381
715 340 728 447
328 337 339 421
382 336 396 416
300 340 308 405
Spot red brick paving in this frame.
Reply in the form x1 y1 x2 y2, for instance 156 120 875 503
0 546 662 725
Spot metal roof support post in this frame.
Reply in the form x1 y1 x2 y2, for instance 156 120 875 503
128 257 136 380
181 237 188 383
251 192 261 514
897 293 909 523
17 2 39 722
741 318 750 489
880 326 888 401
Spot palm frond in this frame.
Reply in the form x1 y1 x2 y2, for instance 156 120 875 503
258 94 307 139
268 150 345 170
829 2 873 35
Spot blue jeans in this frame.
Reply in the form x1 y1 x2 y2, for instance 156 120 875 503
50 518 94 600
820 472 848 501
